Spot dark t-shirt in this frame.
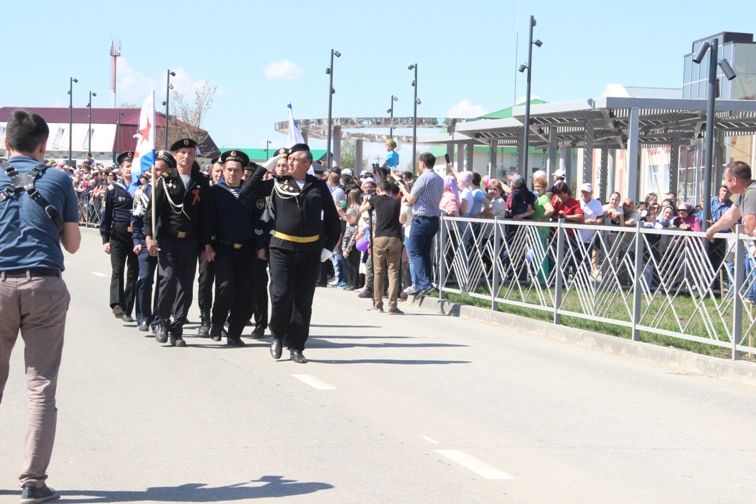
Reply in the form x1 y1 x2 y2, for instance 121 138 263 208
370 194 402 239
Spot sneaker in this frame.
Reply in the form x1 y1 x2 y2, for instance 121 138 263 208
336 282 348 288
403 286 417 296
387 307 404 315
21 484 59 504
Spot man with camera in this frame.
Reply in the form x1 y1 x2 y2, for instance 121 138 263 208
361 179 404 314
1 109 81 503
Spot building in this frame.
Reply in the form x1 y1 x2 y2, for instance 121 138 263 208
0 107 219 166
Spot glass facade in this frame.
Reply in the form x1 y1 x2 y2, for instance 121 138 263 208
683 34 756 100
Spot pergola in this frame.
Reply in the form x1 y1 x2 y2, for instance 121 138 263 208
453 97 756 204
274 116 453 171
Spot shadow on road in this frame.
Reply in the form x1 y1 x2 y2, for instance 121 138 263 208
0 475 332 502
309 358 470 365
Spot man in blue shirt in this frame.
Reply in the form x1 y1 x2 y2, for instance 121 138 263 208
397 152 443 302
0 110 80 503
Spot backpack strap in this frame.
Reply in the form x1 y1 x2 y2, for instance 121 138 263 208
0 163 64 233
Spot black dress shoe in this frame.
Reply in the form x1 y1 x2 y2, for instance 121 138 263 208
170 335 187 347
155 324 168 343
121 314 135 323
197 322 210 337
251 326 266 339
209 324 222 342
227 335 245 347
270 337 283 359
290 349 308 364
138 321 149 332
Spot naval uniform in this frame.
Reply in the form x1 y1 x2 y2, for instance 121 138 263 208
131 181 160 330
240 165 340 352
144 165 215 340
250 193 273 336
100 179 138 318
210 181 258 342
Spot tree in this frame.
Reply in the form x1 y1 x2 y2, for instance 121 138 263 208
338 140 369 170
164 81 218 156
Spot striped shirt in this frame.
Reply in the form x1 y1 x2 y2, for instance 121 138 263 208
410 169 444 217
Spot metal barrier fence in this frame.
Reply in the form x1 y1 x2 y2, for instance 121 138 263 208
76 192 103 227
436 216 756 359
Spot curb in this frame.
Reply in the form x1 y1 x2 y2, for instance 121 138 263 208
412 295 756 389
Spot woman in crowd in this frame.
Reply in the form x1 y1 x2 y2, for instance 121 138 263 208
439 175 460 217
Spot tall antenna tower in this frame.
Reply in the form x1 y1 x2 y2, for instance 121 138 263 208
110 39 122 108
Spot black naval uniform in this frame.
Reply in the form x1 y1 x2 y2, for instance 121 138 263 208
210 180 257 344
144 163 215 344
250 194 273 338
100 179 138 319
240 163 341 356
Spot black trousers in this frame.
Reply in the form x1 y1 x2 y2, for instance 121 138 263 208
109 229 138 316
211 245 255 338
135 248 159 325
250 256 269 329
344 249 361 289
197 255 215 315
156 236 198 334
268 247 320 351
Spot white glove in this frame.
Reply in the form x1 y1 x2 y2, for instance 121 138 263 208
320 248 332 262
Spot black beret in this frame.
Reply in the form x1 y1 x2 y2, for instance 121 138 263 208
220 150 250 167
116 151 134 165
155 150 176 169
288 143 310 155
170 138 198 151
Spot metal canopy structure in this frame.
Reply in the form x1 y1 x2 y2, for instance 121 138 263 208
274 116 453 144
430 96 756 203
456 98 756 148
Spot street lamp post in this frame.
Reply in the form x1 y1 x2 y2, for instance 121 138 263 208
409 64 419 174
325 49 341 169
692 37 737 231
87 91 97 157
68 77 78 165
164 69 176 149
387 95 399 138
518 15 542 182
266 139 272 160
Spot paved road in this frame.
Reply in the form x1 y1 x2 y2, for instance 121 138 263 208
2 228 756 503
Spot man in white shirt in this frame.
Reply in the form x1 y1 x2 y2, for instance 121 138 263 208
579 183 604 278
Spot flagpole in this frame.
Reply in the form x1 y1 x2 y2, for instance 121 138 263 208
150 90 157 241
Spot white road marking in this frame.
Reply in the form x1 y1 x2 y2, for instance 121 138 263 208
421 436 440 445
292 374 335 390
436 449 513 480
90 272 108 277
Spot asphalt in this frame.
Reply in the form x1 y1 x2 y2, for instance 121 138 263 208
2 227 756 503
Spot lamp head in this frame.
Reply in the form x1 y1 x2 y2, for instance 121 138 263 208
392 95 399 102
73 78 78 83
534 39 543 47
169 70 176 77
408 64 416 70
692 42 710 64
519 64 528 73
333 49 341 57
719 59 737 81
416 98 422 105
326 67 331 75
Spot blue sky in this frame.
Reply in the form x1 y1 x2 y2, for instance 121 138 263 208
1 0 753 160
